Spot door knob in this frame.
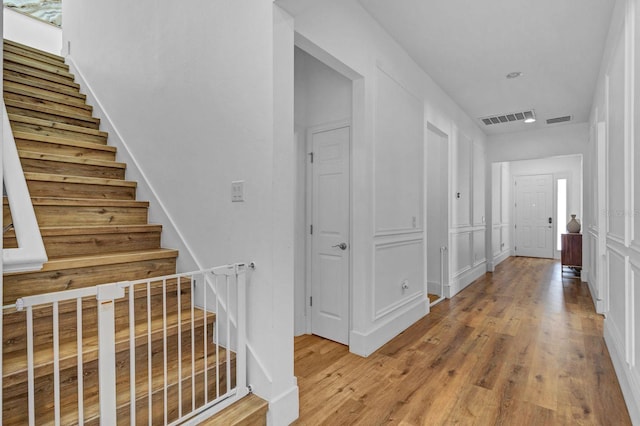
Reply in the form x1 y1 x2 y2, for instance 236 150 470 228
332 242 348 250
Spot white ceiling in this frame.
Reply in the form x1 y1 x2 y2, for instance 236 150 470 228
278 0 615 135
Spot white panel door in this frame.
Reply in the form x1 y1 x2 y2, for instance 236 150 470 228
310 125 350 345
515 175 554 258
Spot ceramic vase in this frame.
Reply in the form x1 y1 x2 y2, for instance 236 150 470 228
566 214 581 233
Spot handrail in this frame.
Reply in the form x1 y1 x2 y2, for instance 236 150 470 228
2 100 48 273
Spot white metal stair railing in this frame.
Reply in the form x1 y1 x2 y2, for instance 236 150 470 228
2 99 48 273
1 263 251 425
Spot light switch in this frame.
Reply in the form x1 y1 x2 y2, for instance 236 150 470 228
231 181 244 202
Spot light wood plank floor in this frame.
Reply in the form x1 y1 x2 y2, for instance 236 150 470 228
293 257 631 425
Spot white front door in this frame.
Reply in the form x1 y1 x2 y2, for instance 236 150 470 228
308 124 350 345
515 174 554 258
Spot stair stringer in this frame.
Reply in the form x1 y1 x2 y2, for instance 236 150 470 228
65 55 199 273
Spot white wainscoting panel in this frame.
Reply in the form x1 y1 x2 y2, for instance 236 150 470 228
373 238 424 321
473 229 486 265
608 247 627 353
451 231 472 277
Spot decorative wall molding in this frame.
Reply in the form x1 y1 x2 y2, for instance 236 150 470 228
372 237 424 322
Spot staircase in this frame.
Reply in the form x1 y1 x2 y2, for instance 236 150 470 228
2 39 265 425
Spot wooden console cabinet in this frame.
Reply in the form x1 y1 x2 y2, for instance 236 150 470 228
561 233 582 268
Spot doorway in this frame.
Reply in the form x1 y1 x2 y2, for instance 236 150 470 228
514 174 554 258
294 47 353 345
426 124 449 303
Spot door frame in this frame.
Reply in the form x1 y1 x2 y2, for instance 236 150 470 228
425 122 450 302
304 120 352 338
513 173 555 259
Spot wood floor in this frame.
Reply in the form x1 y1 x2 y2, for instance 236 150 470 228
293 257 631 425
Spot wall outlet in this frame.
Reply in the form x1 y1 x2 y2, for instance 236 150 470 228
231 181 244 202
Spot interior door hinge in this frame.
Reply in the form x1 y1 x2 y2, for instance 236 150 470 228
310 224 313 235
310 296 313 306
309 152 314 163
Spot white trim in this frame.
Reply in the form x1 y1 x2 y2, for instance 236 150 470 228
349 298 428 357
266 384 299 426
446 260 487 298
372 237 424 321
2 101 48 274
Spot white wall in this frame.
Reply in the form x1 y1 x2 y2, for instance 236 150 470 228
3 8 62 55
488 123 589 163
280 0 487 356
62 2 298 423
584 0 640 422
509 155 583 258
293 48 352 336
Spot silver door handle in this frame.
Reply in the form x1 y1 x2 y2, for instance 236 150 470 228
332 242 348 250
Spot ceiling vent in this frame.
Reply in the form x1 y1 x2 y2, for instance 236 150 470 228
480 110 534 126
546 115 572 125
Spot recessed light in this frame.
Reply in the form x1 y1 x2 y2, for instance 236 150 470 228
506 71 523 79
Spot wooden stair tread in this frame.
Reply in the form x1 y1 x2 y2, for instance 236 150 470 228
4 91 93 117
24 172 134 187
200 393 268 426
9 114 108 140
4 72 85 100
6 224 162 237
3 39 65 63
4 81 90 109
4 76 84 99
14 131 114 152
2 306 216 378
5 99 99 125
3 44 69 71
4 196 146 211
4 196 148 208
24 248 178 274
4 64 80 89
3 51 75 80
18 150 126 169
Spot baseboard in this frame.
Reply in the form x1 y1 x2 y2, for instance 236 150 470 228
349 298 429 357
267 384 299 426
494 250 511 268
586 279 606 314
427 280 442 296
604 319 640 425
65 56 199 272
446 261 487 298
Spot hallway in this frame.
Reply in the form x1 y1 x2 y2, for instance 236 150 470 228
293 257 631 425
